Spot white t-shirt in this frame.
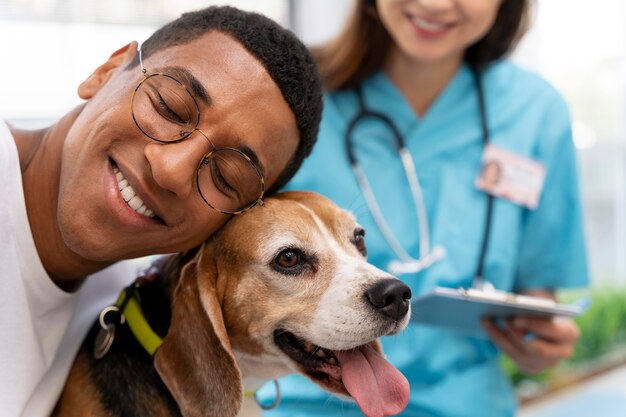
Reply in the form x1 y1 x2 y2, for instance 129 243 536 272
0 121 150 416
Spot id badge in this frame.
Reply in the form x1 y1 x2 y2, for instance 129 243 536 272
475 144 546 209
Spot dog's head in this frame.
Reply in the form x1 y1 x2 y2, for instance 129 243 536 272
154 191 411 417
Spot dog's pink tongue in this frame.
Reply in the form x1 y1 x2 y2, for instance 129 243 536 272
335 345 409 417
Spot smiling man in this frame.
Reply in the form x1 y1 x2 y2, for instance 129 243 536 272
0 6 322 416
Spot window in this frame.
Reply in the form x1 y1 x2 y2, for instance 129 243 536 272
0 0 289 127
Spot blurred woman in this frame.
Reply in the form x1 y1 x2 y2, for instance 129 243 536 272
262 0 588 416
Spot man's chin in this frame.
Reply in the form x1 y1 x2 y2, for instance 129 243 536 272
59 223 123 263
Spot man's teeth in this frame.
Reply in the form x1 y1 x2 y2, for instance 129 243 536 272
113 166 155 218
412 16 449 32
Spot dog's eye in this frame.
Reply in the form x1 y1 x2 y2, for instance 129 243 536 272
354 228 367 257
277 250 301 268
271 248 315 276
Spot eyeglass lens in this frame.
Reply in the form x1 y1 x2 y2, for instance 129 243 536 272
198 150 263 213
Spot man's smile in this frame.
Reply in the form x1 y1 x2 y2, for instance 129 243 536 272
114 164 155 219
106 159 165 227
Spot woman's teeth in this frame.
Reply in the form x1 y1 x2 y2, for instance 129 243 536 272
113 166 155 219
411 16 449 32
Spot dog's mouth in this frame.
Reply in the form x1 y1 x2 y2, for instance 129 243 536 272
273 329 409 417
273 330 343 391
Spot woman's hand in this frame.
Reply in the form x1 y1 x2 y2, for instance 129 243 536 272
482 290 580 374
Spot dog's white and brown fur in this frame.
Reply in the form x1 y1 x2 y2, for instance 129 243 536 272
54 191 411 417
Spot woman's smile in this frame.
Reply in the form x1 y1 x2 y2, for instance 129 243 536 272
407 13 455 38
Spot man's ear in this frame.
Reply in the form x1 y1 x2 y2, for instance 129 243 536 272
78 41 138 99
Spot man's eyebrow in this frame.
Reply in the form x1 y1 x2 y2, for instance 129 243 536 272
239 143 266 179
161 66 211 106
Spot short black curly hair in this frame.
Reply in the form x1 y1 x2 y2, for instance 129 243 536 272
129 6 323 194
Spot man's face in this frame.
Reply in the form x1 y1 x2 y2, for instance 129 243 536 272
58 31 299 261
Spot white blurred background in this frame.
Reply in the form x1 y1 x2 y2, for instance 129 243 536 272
1 0 624 282
1 0 622 288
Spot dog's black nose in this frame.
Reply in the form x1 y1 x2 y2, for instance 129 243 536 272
366 279 411 321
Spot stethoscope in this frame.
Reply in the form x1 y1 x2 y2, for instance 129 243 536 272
345 66 495 289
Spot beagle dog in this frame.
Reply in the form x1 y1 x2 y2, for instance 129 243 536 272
54 191 412 417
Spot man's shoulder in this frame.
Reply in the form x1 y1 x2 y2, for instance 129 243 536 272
0 120 16 167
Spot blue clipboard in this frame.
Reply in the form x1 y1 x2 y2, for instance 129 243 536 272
411 287 584 337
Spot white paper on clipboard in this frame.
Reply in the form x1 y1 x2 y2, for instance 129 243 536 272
411 287 584 337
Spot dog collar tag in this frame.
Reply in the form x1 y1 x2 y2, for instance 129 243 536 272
93 305 124 359
94 323 116 359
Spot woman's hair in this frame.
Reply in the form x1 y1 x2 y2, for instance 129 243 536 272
314 0 531 91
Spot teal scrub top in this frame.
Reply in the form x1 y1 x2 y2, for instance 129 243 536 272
259 60 589 417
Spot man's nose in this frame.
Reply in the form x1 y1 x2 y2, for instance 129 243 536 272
144 133 210 199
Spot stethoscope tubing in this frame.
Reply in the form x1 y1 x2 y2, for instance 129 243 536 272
345 66 492 283
472 67 494 283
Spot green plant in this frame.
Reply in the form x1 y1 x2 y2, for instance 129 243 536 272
503 286 626 392
569 288 626 364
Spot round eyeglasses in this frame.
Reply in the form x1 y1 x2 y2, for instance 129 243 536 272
130 48 265 215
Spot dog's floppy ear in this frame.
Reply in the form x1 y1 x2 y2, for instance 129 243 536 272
154 246 242 417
